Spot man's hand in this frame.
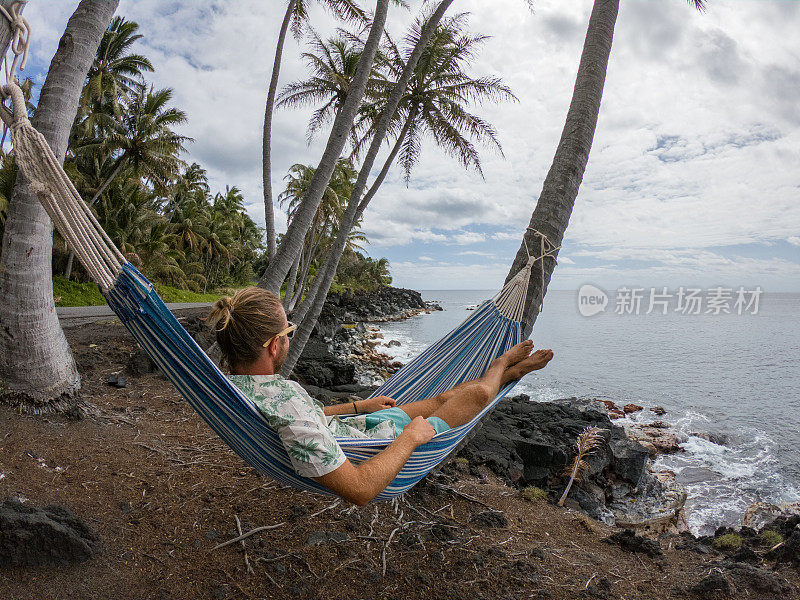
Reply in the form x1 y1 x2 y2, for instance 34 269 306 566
357 395 396 413
400 416 436 446
314 415 436 506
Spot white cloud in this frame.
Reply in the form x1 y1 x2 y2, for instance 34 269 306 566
24 0 800 290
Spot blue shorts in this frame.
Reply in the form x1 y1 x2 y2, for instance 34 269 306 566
364 407 450 436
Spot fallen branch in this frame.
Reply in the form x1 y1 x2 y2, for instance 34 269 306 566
235 515 255 576
212 522 286 550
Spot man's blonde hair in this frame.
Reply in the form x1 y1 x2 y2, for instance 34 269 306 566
207 287 285 368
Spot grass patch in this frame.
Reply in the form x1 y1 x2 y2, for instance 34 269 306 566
53 276 106 307
712 533 743 551
53 276 227 307
520 486 548 502
760 530 783 548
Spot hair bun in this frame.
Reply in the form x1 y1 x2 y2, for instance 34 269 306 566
208 296 234 331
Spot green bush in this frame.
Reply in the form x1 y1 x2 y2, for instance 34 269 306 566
712 533 743 551
760 530 783 548
520 487 548 502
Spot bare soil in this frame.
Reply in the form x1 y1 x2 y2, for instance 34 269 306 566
1 313 798 599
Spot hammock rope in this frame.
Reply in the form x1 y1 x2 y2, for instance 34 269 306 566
0 12 554 498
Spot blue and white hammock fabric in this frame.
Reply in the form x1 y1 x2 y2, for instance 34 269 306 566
3 81 539 500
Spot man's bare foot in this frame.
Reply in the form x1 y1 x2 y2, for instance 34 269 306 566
496 340 534 367
503 349 554 383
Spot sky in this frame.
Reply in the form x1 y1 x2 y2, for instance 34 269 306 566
21 0 800 291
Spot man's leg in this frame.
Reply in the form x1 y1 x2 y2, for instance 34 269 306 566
430 348 553 428
396 340 544 422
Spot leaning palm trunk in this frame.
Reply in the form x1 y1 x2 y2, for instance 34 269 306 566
258 0 390 294
283 251 300 310
263 0 296 261
292 112 413 325
506 0 619 337
282 0 454 374
0 0 119 411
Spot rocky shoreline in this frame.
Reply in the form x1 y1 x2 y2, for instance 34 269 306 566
293 286 441 391
292 287 800 545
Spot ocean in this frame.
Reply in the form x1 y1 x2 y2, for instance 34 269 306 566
374 289 800 535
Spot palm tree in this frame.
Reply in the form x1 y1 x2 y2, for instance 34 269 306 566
80 16 153 118
263 0 367 262
278 159 359 310
278 29 368 143
0 152 17 236
285 2 517 373
258 0 390 294
87 86 190 198
64 86 190 278
0 0 119 412
507 0 706 337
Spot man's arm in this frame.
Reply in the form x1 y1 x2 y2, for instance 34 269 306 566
314 416 434 506
322 396 396 417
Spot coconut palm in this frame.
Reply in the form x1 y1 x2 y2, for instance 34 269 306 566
285 2 517 373
507 0 706 336
278 159 358 309
80 16 153 118
258 0 389 294
262 0 367 262
0 151 17 235
87 86 190 198
0 0 119 411
64 86 190 278
277 30 367 143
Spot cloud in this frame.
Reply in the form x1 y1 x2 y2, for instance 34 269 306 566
694 28 749 86
23 0 800 291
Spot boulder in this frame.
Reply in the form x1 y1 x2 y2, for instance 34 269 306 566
0 499 99 566
741 502 800 531
459 397 654 520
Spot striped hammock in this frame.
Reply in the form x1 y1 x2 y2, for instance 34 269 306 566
2 81 536 500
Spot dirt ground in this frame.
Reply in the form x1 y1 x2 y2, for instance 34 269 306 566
1 314 798 600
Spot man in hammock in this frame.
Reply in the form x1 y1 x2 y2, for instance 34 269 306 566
208 288 554 505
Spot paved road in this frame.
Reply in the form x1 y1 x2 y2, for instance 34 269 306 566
57 302 213 327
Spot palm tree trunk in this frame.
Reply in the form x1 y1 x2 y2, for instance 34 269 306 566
63 157 126 278
506 0 619 337
257 0 390 294
292 113 413 324
282 1 453 374
263 0 295 261
283 250 300 309
0 0 119 411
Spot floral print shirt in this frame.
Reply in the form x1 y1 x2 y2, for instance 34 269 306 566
229 374 396 478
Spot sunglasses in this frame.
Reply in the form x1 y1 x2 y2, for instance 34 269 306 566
263 322 297 347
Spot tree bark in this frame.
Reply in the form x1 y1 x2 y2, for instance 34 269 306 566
282 0 453 374
0 0 119 410
506 0 618 337
283 250 300 310
263 0 295 261
257 0 390 294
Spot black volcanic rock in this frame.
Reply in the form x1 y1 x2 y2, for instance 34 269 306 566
0 498 99 566
459 396 652 520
